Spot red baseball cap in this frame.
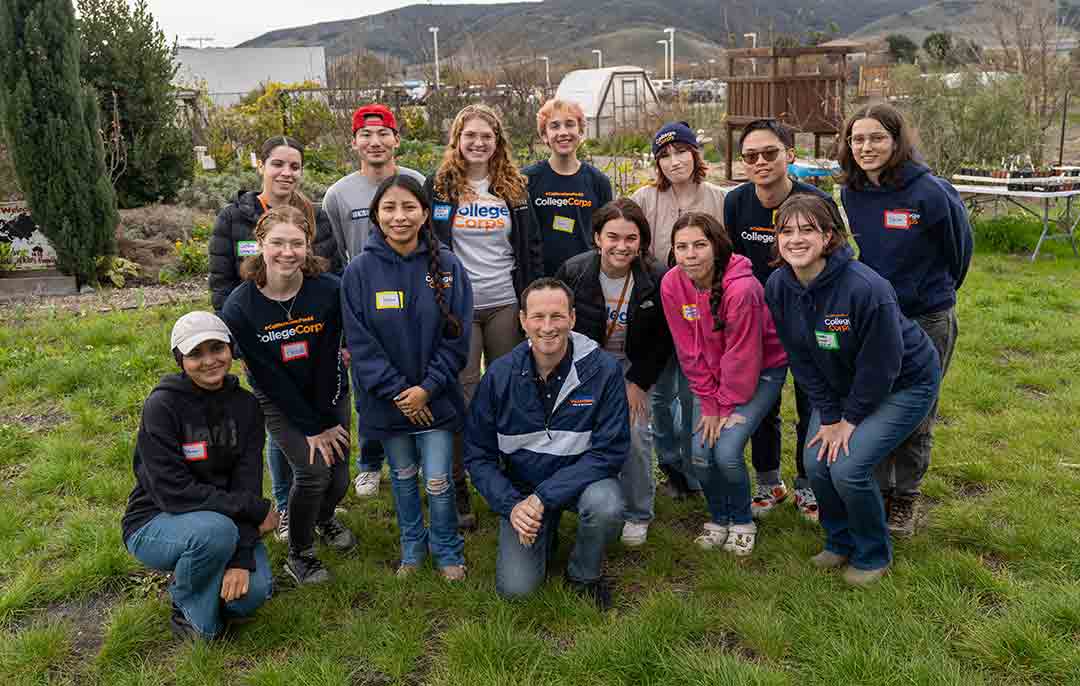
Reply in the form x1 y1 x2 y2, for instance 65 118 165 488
352 104 398 134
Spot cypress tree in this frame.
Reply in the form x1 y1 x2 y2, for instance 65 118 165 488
0 0 118 286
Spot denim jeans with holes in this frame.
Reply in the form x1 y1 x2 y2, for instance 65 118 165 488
383 430 463 567
690 366 787 526
649 357 700 491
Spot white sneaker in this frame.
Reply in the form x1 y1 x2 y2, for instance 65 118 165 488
694 522 729 550
274 509 289 543
723 523 757 557
621 521 649 547
353 470 380 497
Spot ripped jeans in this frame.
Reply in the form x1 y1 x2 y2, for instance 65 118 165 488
383 430 464 567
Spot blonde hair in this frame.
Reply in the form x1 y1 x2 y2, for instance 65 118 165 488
434 104 527 205
536 98 586 139
240 206 328 287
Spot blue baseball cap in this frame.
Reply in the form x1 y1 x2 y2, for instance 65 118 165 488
652 121 699 156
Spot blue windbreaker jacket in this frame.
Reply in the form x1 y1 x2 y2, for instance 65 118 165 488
464 332 630 516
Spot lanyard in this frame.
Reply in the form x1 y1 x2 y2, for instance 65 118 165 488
605 274 632 342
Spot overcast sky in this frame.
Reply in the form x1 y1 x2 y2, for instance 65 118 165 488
146 0 526 48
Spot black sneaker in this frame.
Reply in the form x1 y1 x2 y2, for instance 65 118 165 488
170 602 203 641
888 495 917 538
285 549 331 585
659 465 696 500
315 516 357 552
566 577 613 612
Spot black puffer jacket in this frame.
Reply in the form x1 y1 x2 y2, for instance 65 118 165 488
555 251 673 391
208 190 341 313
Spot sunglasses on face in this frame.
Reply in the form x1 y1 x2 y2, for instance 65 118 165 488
740 147 785 164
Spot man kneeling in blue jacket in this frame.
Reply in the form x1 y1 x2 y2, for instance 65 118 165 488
464 277 629 609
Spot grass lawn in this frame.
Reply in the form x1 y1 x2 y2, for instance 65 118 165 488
1 246 1079 685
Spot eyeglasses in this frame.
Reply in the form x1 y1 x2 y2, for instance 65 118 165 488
848 133 892 148
739 147 785 164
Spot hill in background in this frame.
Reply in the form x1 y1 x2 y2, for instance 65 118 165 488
238 0 929 68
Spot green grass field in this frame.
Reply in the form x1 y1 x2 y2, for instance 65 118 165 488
1 246 1078 685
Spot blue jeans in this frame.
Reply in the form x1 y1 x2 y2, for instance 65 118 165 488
126 511 272 639
690 366 787 526
266 435 292 512
620 419 655 523
804 381 939 570
383 431 464 567
649 357 700 491
354 435 386 474
495 478 624 599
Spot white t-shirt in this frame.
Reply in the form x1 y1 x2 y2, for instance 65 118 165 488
451 178 517 309
599 270 633 365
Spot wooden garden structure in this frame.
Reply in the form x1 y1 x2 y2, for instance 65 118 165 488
722 45 856 179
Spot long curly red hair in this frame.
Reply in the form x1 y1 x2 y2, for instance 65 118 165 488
433 104 527 205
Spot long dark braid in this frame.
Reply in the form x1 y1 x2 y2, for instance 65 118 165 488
672 212 733 332
425 224 463 339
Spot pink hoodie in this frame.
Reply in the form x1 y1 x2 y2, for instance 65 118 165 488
661 253 787 417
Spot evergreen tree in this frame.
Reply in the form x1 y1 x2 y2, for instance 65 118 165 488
77 0 193 207
0 0 118 286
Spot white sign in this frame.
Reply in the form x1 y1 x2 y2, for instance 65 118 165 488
0 201 58 269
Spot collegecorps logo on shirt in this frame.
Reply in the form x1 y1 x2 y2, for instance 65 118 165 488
258 316 326 345
454 202 509 231
741 226 776 245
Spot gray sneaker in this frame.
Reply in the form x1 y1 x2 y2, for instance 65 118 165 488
315 516 357 552
285 549 330 585
274 508 289 543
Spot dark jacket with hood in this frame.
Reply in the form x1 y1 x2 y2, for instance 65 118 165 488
208 190 341 313
840 161 973 318
341 229 474 439
764 246 940 427
422 176 543 301
555 251 673 391
121 373 270 571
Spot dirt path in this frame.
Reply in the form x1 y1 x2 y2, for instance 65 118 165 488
0 277 208 315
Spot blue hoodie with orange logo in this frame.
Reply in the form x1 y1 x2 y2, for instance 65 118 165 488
841 161 973 317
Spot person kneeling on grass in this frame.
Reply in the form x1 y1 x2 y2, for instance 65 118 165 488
121 311 277 641
464 278 629 610
764 194 941 586
662 213 789 557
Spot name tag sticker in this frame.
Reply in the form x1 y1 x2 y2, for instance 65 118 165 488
815 330 840 350
433 204 452 221
883 210 912 230
350 208 370 220
236 240 259 257
681 304 700 321
552 215 576 234
182 441 208 462
569 397 594 407
281 340 310 362
375 291 404 309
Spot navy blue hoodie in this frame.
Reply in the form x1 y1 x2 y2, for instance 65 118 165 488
341 230 473 439
841 161 973 317
765 246 940 426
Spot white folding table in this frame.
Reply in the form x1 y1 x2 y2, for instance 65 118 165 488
952 181 1080 261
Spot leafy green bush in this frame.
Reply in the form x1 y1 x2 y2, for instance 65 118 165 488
174 236 208 277
95 256 140 287
973 214 1043 254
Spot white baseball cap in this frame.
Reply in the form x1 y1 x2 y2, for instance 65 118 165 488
170 311 232 355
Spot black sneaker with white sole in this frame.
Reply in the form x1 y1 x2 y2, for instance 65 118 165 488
315 516 357 552
170 602 203 641
284 549 331 585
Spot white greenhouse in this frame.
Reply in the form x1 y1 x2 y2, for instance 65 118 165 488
554 66 660 139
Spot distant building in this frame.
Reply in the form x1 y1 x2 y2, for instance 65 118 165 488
174 47 327 107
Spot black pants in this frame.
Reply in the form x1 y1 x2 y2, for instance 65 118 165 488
749 378 811 485
257 390 351 554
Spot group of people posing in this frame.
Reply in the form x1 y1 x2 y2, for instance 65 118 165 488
121 98 972 640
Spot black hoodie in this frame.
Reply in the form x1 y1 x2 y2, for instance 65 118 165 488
121 373 270 571
208 190 342 313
